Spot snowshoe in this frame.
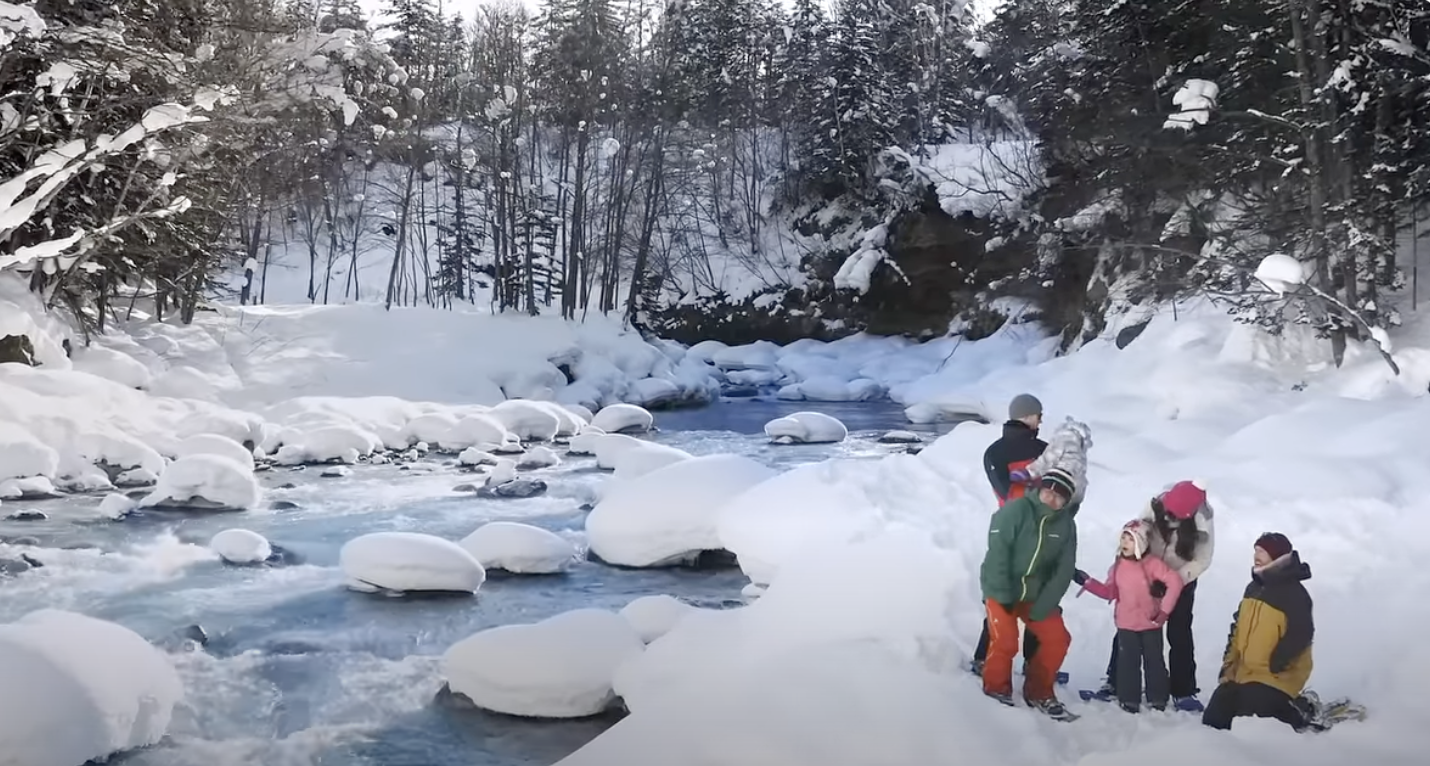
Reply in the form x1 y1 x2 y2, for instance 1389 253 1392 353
1297 691 1365 729
1078 683 1116 703
1027 696 1080 722
1056 671 1070 686
1172 695 1205 713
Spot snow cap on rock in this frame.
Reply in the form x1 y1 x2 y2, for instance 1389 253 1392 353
1161 480 1207 520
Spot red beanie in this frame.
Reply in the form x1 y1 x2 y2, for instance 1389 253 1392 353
1160 480 1207 520
1255 532 1293 560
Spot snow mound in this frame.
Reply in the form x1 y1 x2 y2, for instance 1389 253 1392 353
489 399 562 441
175 433 255 472
69 345 152 390
764 411 848 444
458 521 577 574
139 454 260 511
441 608 645 718
517 445 561 469
0 610 183 766
590 403 653 434
776 376 885 402
591 433 665 470
209 528 272 564
339 531 486 593
587 454 778 568
98 493 137 519
619 595 697 643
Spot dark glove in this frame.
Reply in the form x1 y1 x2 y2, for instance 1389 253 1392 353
1149 580 1167 599
1009 468 1031 484
1073 569 1089 586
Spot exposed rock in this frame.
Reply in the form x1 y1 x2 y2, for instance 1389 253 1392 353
476 479 548 499
0 333 36 365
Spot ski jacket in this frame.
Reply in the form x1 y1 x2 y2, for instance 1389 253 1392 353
982 420 1047 506
980 493 1078 622
1219 551 1314 697
1082 555 1184 632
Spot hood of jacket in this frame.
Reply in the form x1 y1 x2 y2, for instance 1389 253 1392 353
1253 550 1311 584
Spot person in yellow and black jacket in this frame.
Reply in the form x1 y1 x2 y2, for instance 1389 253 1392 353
1201 532 1317 732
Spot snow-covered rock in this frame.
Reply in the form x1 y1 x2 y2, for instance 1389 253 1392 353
273 424 381 465
591 433 670 470
457 447 495 466
516 445 561 469
562 403 596 423
531 400 586 437
441 608 644 718
587 454 777 568
210 528 272 564
620 595 698 644
339 531 486 593
98 493 136 519
320 465 351 478
490 400 562 442
763 412 848 444
607 441 691 480
139 454 260 511
175 433 255 472
0 422 58 483
878 430 922 444
485 457 518 486
458 521 577 574
0 610 183 766
0 476 58 500
566 427 607 455
590 403 654 434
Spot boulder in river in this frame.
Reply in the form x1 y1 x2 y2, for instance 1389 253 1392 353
476 478 548 499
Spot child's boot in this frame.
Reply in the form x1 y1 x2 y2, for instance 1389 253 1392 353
1172 695 1204 712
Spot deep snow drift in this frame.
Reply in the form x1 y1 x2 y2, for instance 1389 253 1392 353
553 304 1430 766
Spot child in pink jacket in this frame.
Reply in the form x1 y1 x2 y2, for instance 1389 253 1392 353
1074 519 1184 713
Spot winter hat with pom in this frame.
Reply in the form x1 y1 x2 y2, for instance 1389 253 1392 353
1120 519 1150 559
1041 467 1076 502
1161 480 1207 520
1255 532 1293 561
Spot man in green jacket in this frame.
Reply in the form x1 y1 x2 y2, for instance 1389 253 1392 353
979 467 1079 719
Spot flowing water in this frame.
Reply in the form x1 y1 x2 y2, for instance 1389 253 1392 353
0 401 954 766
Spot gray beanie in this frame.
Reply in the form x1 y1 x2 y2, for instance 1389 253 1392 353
1009 393 1043 420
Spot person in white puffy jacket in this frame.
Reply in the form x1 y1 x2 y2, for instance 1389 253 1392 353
1018 417 1092 504
1086 480 1215 711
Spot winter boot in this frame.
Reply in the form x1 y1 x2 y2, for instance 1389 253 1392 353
1026 696 1080 722
969 659 985 677
985 689 1014 707
1172 695 1205 713
1089 681 1116 702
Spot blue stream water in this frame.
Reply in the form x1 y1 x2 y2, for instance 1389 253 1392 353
0 401 951 766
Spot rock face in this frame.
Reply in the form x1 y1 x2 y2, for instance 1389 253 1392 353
0 334 36 366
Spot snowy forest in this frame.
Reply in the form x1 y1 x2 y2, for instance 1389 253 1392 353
1 0 1428 362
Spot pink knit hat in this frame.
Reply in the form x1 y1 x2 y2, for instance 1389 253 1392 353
1161 480 1207 520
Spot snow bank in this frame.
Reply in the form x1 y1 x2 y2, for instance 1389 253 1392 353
0 610 183 766
140 454 260 511
210 528 272 564
620 595 698 643
587 454 778 568
340 532 486 593
441 608 644 718
764 411 848 444
561 303 1430 766
458 521 577 574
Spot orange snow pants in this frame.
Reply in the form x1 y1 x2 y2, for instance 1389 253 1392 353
983 598 1071 701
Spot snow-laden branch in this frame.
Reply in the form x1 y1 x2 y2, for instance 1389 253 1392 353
1253 254 1400 375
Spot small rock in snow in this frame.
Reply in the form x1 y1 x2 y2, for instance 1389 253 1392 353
763 412 848 444
458 447 496 466
477 479 548 499
516 446 561 469
115 467 159 487
485 458 518 487
4 510 46 522
320 465 352 478
877 430 921 444
268 500 300 511
452 483 480 493
340 531 486 594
